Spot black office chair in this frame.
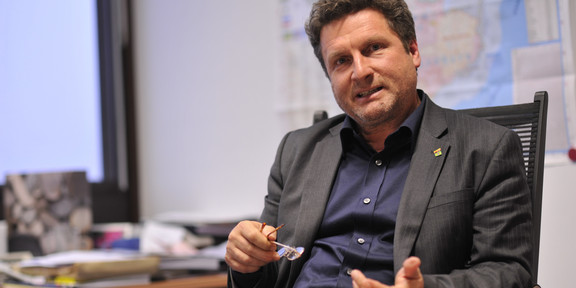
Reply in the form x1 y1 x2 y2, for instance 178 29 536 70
459 91 548 288
313 91 548 287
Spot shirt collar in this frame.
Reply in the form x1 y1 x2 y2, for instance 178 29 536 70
340 90 427 153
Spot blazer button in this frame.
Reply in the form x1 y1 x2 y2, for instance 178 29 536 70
375 159 383 166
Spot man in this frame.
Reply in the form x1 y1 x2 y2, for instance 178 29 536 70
225 0 533 287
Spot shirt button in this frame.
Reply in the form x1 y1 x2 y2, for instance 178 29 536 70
357 238 365 244
375 159 383 166
346 268 353 276
363 198 371 204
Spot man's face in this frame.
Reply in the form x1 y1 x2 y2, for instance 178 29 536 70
320 9 421 129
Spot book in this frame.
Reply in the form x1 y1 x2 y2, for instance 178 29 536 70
158 256 221 271
16 250 159 282
0 261 46 286
1 278 59 288
2 274 150 288
55 273 150 287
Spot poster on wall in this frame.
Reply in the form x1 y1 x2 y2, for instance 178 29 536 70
279 0 576 164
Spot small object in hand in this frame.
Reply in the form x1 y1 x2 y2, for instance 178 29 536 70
259 223 304 261
266 224 285 239
271 241 304 261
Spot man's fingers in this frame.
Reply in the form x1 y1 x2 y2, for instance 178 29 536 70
351 269 368 288
224 247 266 273
402 256 422 280
225 221 281 273
393 256 424 288
351 258 422 288
351 269 390 288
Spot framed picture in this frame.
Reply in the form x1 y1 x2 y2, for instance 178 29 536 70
3 171 92 255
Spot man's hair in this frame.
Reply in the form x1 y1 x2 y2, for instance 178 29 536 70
305 0 417 76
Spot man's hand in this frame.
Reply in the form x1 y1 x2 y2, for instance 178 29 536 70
351 257 424 288
224 221 282 273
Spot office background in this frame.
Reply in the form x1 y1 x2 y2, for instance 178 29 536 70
133 1 575 287
1 0 574 287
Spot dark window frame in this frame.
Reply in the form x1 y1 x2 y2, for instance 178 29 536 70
93 0 139 223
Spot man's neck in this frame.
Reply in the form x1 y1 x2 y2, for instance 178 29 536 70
357 96 422 152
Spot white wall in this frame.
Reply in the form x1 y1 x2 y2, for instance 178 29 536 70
132 1 575 286
538 164 576 287
133 0 284 222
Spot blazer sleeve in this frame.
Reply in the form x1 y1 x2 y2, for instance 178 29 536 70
227 131 292 288
422 128 533 288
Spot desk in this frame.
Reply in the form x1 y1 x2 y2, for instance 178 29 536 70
125 273 227 288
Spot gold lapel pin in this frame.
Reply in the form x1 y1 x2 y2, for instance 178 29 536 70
433 148 443 157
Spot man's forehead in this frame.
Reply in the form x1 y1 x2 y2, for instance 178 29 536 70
319 9 393 52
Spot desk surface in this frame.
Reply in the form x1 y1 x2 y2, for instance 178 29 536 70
125 273 227 288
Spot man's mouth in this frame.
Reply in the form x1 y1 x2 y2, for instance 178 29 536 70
357 86 383 98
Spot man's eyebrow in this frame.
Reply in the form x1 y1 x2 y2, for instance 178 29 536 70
362 35 388 46
325 49 346 61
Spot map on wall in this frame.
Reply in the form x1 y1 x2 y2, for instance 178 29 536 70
279 0 576 164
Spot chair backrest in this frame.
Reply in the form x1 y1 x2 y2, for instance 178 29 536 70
313 91 548 286
458 91 548 286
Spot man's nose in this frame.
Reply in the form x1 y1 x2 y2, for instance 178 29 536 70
351 56 373 81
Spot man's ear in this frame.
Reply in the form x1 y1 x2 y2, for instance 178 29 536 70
409 40 421 68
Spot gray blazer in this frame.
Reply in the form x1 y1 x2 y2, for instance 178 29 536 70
232 94 532 288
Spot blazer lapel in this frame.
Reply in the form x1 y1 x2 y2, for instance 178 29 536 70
293 125 343 247
287 125 342 281
393 99 450 272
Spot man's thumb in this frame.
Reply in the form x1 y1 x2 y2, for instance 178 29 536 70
402 257 422 279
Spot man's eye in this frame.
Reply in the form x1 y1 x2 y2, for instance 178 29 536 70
335 57 348 66
369 43 382 51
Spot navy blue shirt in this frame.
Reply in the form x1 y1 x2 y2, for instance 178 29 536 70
294 96 425 287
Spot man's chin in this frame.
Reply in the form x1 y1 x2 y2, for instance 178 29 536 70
350 110 392 127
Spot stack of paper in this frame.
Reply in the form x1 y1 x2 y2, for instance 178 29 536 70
156 241 227 272
5 250 159 287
